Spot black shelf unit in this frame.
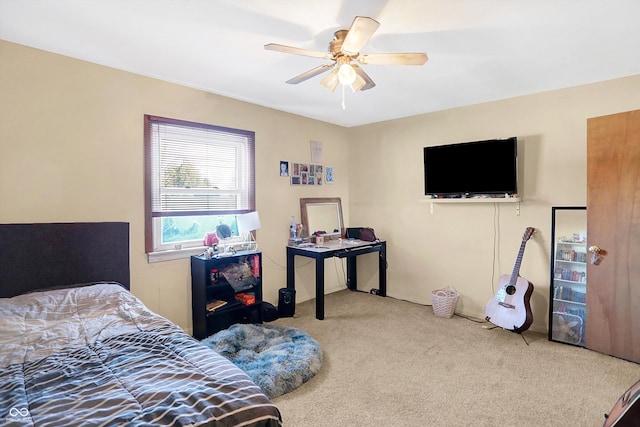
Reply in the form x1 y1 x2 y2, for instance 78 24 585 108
191 250 263 339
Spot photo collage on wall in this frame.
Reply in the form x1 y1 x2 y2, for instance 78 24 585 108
290 163 323 185
279 141 334 186
280 159 334 185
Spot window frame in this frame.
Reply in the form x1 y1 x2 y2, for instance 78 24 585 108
144 115 255 259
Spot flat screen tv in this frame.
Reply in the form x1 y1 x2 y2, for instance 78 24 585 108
424 137 518 197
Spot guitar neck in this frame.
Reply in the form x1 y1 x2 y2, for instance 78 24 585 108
510 240 528 284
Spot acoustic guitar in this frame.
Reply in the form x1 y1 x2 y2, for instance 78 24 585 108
484 227 535 333
603 378 640 427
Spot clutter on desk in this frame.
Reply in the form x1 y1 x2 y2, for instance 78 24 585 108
289 216 303 238
288 237 311 247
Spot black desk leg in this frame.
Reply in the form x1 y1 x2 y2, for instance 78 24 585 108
379 242 387 297
346 256 357 291
286 248 295 290
315 257 325 320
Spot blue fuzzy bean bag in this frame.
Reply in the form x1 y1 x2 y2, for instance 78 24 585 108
202 323 323 398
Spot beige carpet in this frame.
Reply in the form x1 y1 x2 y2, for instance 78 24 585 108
271 290 640 427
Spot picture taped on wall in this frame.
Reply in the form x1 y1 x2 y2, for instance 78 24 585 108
310 140 323 164
325 166 334 184
279 161 289 177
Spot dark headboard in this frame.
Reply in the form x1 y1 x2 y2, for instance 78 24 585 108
0 222 130 298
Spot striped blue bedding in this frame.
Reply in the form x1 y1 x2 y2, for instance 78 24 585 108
0 283 281 426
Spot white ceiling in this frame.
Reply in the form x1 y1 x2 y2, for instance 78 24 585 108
1 0 639 128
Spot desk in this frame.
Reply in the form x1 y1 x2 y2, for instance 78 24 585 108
286 240 387 320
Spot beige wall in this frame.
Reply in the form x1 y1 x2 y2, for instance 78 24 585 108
2 39 639 333
346 75 640 332
0 40 350 332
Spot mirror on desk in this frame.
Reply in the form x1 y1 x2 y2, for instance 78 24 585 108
300 197 344 239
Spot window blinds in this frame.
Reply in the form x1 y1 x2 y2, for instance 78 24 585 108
146 116 255 217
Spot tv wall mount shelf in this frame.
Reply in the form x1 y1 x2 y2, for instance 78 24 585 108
422 196 522 215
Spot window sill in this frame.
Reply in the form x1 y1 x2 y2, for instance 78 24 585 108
147 238 248 263
147 246 206 263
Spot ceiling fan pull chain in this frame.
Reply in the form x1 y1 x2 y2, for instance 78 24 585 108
342 84 346 110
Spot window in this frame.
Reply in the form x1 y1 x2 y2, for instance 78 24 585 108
144 115 255 258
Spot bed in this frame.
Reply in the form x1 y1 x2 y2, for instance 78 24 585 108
0 222 282 427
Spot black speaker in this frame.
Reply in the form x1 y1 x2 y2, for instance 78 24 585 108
278 288 296 317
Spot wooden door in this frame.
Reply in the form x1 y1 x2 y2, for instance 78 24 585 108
586 109 640 363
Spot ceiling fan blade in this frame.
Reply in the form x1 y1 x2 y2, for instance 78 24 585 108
265 43 331 60
286 64 334 84
320 69 339 92
341 16 380 56
359 52 428 66
351 63 376 91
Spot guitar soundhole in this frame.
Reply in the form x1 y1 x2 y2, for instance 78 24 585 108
506 285 517 295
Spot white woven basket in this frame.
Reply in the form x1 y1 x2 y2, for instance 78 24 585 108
430 286 460 318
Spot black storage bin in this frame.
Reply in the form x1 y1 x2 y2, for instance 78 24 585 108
278 288 296 317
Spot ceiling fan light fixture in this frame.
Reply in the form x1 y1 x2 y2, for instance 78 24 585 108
350 73 366 92
338 63 356 85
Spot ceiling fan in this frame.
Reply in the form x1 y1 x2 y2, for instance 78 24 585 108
264 16 428 93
